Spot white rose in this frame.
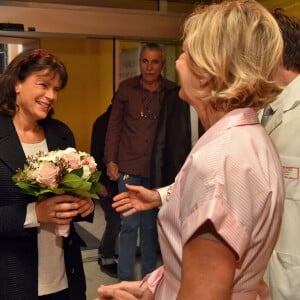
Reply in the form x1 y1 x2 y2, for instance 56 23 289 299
81 165 91 180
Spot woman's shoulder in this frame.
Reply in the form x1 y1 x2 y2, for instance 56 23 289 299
41 117 70 129
41 117 74 138
0 114 12 125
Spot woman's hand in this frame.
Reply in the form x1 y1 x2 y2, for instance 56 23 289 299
97 280 154 300
35 194 80 224
76 197 94 217
112 184 162 217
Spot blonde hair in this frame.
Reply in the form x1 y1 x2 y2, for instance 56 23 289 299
183 0 283 111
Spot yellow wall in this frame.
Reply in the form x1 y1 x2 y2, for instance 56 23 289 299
38 38 180 153
0 1 184 154
3 1 297 155
259 0 300 17
40 38 114 152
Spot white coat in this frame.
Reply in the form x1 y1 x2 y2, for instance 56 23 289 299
263 74 300 300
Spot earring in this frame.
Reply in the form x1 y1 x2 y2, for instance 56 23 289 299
199 79 207 86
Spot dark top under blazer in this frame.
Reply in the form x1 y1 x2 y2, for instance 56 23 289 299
0 115 88 300
91 104 118 197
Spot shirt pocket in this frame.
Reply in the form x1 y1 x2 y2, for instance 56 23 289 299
280 155 300 201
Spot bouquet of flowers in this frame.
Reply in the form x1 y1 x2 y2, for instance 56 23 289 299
12 147 101 236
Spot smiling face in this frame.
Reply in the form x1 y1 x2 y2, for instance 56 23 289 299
15 69 62 122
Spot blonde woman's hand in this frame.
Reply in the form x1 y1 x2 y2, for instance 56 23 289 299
112 184 161 217
97 280 154 300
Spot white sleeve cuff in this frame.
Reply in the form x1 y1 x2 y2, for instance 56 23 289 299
24 202 40 228
156 185 171 208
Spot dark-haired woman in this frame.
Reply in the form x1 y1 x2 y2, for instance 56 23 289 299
0 49 94 300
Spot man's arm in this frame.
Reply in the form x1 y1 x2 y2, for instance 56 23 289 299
106 162 120 181
104 93 123 181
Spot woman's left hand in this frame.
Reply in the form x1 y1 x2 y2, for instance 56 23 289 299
76 197 94 217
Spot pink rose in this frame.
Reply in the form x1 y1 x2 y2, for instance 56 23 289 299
36 162 59 188
63 152 81 169
82 156 97 173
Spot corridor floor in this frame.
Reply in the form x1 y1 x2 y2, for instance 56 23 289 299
80 201 144 300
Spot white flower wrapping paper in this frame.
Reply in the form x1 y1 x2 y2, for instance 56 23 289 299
55 224 70 237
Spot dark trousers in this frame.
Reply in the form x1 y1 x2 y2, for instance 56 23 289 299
38 289 70 300
98 196 121 259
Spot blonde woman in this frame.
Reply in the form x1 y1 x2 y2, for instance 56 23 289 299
97 0 285 299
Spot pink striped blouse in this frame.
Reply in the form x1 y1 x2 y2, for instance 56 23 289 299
147 108 284 299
